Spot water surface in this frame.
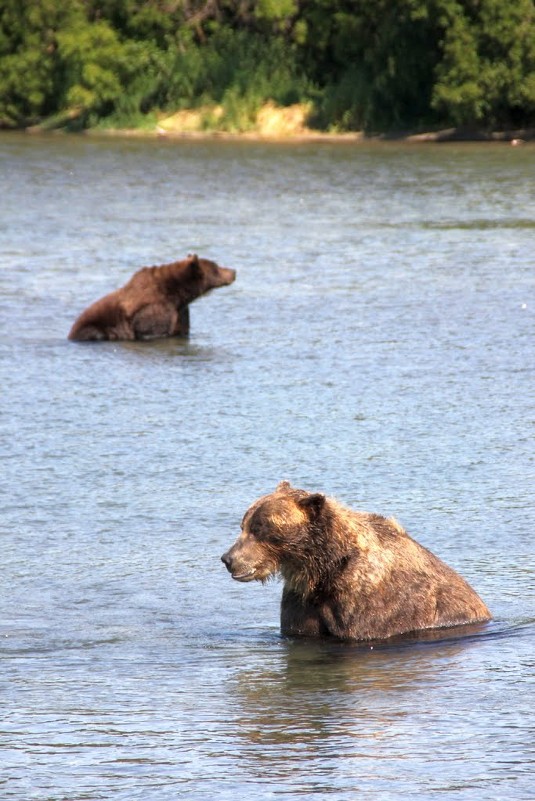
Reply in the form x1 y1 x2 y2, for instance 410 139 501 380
0 133 534 800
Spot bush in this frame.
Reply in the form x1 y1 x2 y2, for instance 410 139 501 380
432 0 535 128
0 0 533 132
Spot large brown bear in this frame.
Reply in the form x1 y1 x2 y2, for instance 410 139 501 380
221 482 491 641
68 254 236 341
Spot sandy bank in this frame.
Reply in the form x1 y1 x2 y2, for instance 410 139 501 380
23 102 534 143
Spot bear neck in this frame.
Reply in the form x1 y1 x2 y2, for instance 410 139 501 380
159 262 201 304
281 506 356 599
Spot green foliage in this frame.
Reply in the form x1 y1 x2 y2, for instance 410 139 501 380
255 0 299 26
257 0 297 18
304 1 442 130
432 0 535 128
57 22 124 117
0 0 81 126
0 0 533 132
144 26 309 127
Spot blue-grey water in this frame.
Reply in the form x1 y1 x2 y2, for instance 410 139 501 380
1 132 534 800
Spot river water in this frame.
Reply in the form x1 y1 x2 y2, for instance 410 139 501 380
1 132 533 800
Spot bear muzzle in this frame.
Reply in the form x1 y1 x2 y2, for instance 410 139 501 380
221 549 258 582
215 267 236 287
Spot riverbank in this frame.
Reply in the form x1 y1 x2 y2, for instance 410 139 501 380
24 110 535 146
154 105 535 142
21 102 534 144
112 128 535 144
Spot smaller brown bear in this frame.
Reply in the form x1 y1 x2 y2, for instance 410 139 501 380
68 253 236 341
221 482 491 641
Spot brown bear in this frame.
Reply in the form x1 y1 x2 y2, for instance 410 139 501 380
68 253 236 341
221 482 491 641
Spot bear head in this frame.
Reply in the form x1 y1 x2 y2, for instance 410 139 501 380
221 482 327 583
188 253 236 293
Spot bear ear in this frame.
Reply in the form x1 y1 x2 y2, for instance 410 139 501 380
276 481 293 493
297 492 326 519
188 253 200 274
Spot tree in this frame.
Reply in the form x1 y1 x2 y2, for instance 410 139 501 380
0 0 533 131
432 0 535 128
56 19 145 125
0 0 81 127
298 0 443 130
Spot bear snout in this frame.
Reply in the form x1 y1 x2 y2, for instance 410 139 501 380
221 547 258 582
219 267 236 286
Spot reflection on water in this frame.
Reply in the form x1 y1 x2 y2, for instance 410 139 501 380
0 133 533 800
234 638 452 707
226 622 534 798
108 337 226 362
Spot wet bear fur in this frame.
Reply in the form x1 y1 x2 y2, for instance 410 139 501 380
68 253 236 341
222 482 491 641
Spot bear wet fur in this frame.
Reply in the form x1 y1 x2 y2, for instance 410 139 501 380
222 482 491 641
68 253 236 341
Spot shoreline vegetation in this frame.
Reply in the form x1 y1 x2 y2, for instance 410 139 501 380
22 102 534 144
2 2 534 142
